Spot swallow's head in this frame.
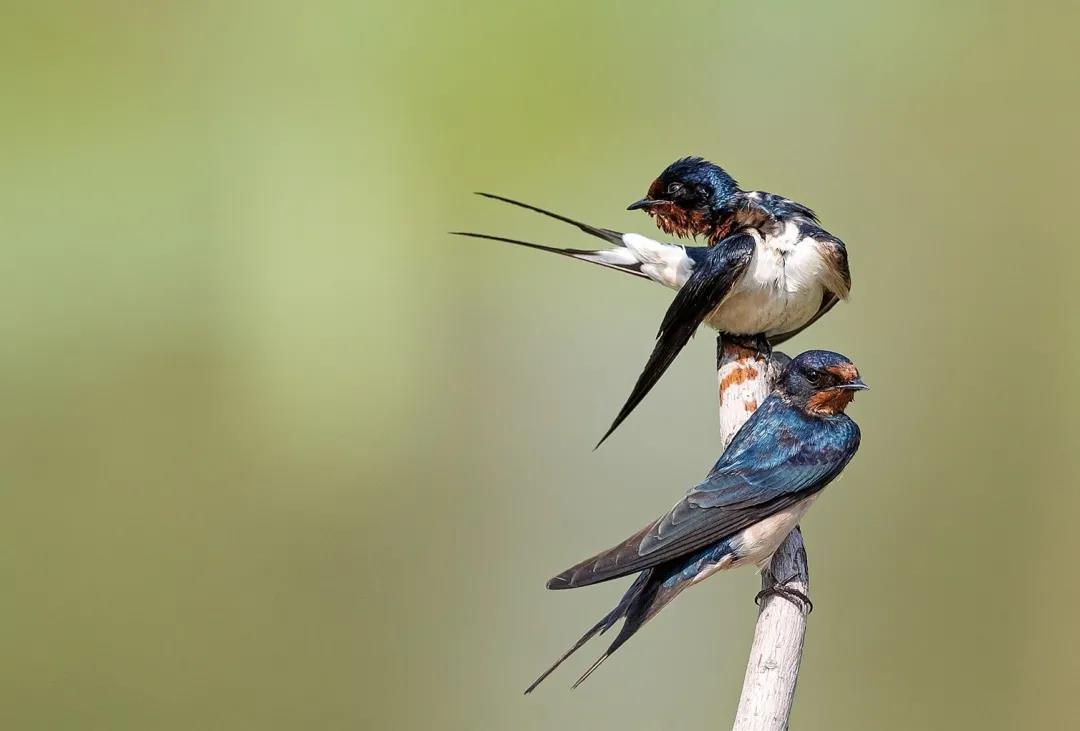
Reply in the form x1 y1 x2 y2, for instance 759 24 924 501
627 157 740 241
780 350 868 416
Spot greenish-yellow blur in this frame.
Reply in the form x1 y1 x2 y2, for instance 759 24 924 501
3 2 1078 728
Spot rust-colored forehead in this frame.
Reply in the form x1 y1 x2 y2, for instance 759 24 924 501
825 362 859 381
646 177 663 198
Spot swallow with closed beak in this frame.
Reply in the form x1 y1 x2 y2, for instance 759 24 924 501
524 350 867 692
453 157 850 447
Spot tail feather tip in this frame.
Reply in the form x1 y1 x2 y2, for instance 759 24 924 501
546 574 570 590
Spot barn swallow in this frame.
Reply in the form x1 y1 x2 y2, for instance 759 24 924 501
523 350 866 693
453 158 850 447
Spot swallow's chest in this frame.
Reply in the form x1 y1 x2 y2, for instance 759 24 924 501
708 223 828 335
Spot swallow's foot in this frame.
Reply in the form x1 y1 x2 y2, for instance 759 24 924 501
721 332 772 356
755 572 812 614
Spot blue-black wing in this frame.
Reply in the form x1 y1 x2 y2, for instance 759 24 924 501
550 398 860 589
594 233 756 447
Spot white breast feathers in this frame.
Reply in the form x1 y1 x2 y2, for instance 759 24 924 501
707 223 831 336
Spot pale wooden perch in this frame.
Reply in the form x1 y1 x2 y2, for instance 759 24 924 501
716 337 809 731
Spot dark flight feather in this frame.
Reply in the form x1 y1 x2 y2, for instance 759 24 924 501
594 232 756 448
552 397 860 589
523 570 653 694
528 542 732 692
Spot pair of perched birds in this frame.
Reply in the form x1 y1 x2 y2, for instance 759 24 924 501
455 157 867 692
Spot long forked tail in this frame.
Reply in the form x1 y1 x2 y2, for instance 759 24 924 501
449 231 651 281
525 557 704 694
524 571 654 694
451 192 695 283
473 192 625 246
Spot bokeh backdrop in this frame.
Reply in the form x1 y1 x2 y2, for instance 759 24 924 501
4 1 1079 729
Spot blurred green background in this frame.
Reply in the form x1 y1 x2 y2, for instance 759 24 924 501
4 1 1079 729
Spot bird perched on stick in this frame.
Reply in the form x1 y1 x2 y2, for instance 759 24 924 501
453 157 851 447
523 350 866 693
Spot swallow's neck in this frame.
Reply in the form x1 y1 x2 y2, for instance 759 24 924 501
708 191 805 245
701 195 744 244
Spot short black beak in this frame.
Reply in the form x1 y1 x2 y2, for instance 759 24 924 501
837 378 869 391
627 198 662 211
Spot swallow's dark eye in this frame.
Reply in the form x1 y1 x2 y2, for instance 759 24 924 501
806 370 823 386
666 182 683 195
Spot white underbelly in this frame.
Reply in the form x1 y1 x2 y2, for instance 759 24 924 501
731 493 819 571
704 231 829 336
709 284 823 336
687 493 819 585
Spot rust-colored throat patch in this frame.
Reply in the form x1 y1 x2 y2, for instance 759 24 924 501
806 388 856 416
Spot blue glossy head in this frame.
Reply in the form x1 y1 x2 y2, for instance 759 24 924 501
779 350 868 415
627 157 740 239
